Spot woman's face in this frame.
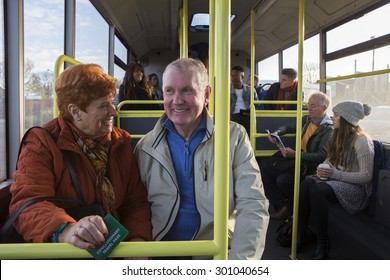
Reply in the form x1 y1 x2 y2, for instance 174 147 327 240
331 112 340 129
76 95 117 139
133 68 143 82
150 76 158 86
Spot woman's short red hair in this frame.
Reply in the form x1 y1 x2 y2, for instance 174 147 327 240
55 63 117 121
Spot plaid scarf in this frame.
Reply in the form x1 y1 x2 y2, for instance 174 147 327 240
69 123 117 218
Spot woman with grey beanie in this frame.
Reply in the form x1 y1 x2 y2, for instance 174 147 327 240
296 100 374 259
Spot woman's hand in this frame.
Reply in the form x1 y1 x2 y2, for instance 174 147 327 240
59 215 108 250
317 163 334 180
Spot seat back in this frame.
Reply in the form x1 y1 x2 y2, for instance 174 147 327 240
375 169 390 228
372 140 385 197
368 140 385 214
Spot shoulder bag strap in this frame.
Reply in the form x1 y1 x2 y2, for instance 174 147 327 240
0 127 86 238
18 126 86 204
0 196 81 239
62 152 85 204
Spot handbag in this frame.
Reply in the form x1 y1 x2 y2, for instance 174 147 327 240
268 150 295 171
276 215 294 247
0 127 105 243
276 215 314 248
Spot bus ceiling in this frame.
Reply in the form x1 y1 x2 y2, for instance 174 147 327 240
89 0 385 61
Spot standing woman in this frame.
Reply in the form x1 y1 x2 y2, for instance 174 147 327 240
9 64 152 250
298 101 374 259
118 62 158 110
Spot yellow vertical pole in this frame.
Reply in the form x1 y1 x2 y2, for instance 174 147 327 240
213 0 230 260
179 8 183 58
182 0 188 58
250 9 256 149
291 0 305 260
208 0 215 115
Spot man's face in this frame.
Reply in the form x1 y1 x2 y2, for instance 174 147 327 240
279 74 294 89
231 69 244 88
163 68 210 137
308 95 326 122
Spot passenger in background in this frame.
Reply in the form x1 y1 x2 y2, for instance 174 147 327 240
261 92 333 220
264 68 300 110
118 62 159 110
135 58 269 260
247 74 266 110
297 101 374 259
148 73 163 101
230 65 258 136
9 64 152 249
190 42 209 69
247 74 262 96
148 73 164 109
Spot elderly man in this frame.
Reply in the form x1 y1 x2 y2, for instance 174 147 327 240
261 92 333 220
135 58 269 260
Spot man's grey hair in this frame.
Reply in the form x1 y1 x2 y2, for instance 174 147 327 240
163 58 209 92
309 91 330 108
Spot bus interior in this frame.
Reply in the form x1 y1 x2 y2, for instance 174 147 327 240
0 0 389 260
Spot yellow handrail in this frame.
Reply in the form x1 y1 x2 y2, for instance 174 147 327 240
317 69 390 83
53 55 82 117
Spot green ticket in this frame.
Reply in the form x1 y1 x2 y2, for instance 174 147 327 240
88 214 129 260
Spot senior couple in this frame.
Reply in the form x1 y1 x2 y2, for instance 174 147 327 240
9 58 269 260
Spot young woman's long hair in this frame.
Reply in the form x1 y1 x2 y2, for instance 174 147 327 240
327 117 363 167
122 62 153 99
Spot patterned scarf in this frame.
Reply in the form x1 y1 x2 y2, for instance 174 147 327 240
69 123 117 217
276 80 297 110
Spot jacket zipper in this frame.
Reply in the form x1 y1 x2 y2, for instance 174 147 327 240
204 160 208 181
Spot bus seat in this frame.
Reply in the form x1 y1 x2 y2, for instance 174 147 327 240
255 116 297 151
372 140 385 196
116 116 159 148
374 169 390 228
368 140 385 214
257 83 272 110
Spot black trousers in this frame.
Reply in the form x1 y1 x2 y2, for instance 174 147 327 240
260 160 295 211
297 178 338 241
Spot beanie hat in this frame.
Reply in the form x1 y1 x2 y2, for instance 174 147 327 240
333 101 372 126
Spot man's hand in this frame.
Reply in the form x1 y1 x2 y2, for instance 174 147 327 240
280 147 295 158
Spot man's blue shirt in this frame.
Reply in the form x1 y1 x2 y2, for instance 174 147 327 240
162 115 207 240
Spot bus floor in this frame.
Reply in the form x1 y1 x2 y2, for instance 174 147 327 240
262 206 384 260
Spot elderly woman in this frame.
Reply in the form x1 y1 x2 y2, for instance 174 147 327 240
9 64 152 250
